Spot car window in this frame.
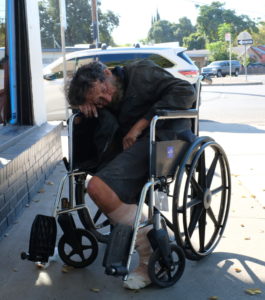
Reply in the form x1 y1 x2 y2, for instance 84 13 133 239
95 53 174 68
210 62 220 66
51 58 76 79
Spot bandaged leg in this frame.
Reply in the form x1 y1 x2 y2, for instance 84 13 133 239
108 203 153 290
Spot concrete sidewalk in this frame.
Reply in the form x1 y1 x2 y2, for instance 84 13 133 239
0 125 264 300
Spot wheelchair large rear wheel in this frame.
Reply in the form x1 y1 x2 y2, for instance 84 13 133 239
173 137 231 260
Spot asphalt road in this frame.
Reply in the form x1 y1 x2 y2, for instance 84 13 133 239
200 78 265 126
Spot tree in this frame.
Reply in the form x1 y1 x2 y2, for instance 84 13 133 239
183 32 206 50
148 20 175 43
173 17 196 46
38 0 119 48
196 1 258 43
252 21 265 45
207 41 238 61
148 17 195 45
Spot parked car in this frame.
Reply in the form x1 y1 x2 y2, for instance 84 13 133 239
43 46 199 121
201 60 241 78
246 62 265 74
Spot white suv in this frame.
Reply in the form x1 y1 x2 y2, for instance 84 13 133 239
43 46 199 121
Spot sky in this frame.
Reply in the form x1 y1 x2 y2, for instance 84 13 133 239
100 0 265 45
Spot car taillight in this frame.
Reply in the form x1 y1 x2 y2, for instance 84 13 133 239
179 70 199 78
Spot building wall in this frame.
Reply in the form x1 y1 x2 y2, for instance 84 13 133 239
0 122 63 237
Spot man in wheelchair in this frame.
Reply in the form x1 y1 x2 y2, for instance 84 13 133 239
66 59 196 289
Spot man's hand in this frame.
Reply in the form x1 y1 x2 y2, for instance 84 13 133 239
79 103 98 118
123 118 149 150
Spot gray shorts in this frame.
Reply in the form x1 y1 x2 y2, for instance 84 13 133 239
95 138 149 204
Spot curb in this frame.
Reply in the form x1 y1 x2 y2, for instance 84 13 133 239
202 81 263 86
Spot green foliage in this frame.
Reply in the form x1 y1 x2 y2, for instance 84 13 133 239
217 23 233 41
207 41 238 61
39 0 119 48
183 32 206 50
148 20 176 43
174 17 196 46
196 1 258 43
252 21 265 45
148 17 195 45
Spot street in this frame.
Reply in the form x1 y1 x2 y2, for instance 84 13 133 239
200 77 265 125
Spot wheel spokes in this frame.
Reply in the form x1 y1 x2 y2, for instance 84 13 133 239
190 175 204 197
187 204 204 237
198 210 206 252
207 207 218 227
206 153 219 188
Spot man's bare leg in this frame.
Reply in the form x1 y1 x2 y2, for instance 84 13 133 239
87 176 152 289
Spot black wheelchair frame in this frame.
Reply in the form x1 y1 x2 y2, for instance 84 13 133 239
22 76 231 288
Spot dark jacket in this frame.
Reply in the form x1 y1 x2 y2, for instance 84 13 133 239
76 60 196 169
112 59 196 140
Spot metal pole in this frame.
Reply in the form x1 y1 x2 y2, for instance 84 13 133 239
91 0 99 47
229 39 232 77
244 44 248 81
59 0 69 119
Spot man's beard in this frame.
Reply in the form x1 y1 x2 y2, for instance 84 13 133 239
110 79 124 105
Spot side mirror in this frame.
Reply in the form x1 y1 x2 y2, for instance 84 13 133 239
43 73 56 81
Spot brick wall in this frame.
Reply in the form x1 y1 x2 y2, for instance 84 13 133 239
0 122 63 237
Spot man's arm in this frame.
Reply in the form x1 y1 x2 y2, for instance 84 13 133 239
123 118 149 150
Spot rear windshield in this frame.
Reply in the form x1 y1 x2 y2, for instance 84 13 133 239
177 51 194 65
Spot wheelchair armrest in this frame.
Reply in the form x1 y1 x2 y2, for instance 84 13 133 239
155 109 198 119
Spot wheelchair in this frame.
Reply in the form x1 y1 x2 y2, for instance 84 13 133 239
21 76 231 288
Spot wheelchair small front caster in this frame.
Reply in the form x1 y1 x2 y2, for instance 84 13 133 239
148 244 185 288
58 228 98 268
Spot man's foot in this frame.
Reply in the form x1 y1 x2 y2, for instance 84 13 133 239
123 264 151 290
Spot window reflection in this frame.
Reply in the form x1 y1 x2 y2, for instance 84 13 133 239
0 0 8 124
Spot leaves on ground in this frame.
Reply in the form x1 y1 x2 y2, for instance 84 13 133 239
250 194 256 199
90 288 100 293
38 189 45 193
61 265 74 273
245 288 262 295
235 267 242 273
209 296 218 300
240 224 245 227
244 237 251 240
46 181 54 185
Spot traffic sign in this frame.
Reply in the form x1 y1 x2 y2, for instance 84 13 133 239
238 39 253 45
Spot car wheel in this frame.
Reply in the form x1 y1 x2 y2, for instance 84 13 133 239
234 69 239 77
217 70 222 77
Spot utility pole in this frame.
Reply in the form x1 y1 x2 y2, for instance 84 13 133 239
91 0 100 47
59 0 69 119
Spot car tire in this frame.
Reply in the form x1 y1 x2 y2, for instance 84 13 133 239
234 69 239 77
217 70 222 77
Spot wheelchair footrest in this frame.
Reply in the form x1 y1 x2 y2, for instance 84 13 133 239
103 223 132 276
21 214 57 263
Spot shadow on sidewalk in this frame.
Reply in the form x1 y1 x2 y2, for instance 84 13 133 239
200 119 265 134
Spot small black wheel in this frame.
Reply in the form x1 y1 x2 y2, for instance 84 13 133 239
148 244 185 288
58 228 98 268
217 70 222 77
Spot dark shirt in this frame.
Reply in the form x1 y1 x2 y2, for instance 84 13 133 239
111 60 196 139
